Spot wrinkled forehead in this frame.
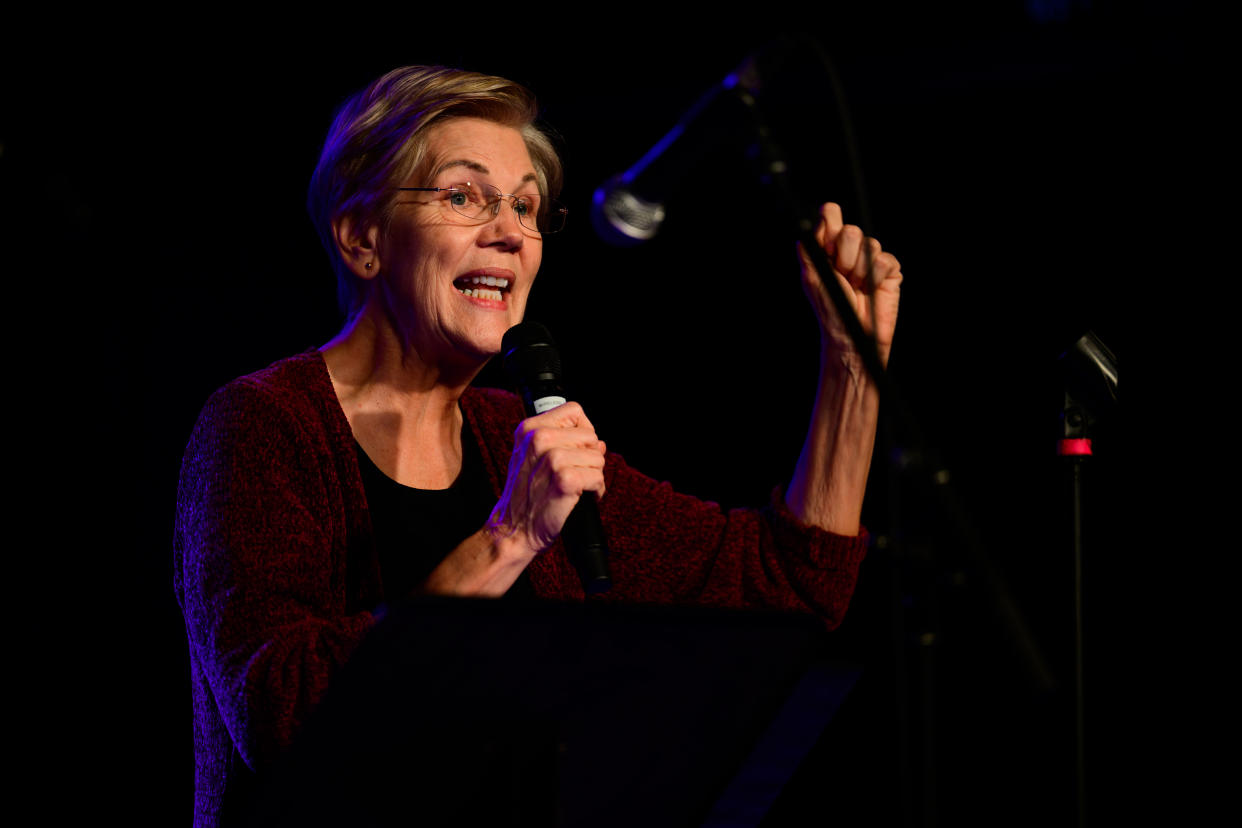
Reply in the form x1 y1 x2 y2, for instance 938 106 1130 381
427 159 541 192
416 117 541 192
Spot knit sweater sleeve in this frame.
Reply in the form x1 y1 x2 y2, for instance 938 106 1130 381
463 390 868 628
594 452 868 628
174 372 377 772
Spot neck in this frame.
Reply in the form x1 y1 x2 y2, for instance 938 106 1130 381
322 302 486 489
328 294 485 393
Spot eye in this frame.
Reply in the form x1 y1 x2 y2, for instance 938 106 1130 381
448 190 470 207
513 195 537 217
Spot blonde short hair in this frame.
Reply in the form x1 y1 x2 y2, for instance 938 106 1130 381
308 65 563 319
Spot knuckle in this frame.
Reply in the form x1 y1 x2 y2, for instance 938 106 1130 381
550 466 579 495
545 447 568 471
530 428 553 454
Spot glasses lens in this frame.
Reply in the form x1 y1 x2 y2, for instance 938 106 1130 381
536 201 567 234
509 193 539 232
445 183 566 234
446 182 494 220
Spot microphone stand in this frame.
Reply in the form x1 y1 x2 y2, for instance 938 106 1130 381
591 37 1070 824
1057 331 1118 828
722 41 1058 827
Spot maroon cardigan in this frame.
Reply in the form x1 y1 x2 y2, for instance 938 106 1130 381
174 351 867 827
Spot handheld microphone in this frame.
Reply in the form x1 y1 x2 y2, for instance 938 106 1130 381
501 322 612 595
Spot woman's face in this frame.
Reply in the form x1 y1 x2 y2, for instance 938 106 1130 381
377 117 543 370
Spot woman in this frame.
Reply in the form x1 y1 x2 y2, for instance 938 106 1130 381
175 65 901 827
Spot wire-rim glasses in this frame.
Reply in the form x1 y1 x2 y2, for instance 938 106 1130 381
398 181 567 235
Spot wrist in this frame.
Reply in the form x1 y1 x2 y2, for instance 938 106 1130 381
820 330 890 376
484 520 537 565
421 525 536 598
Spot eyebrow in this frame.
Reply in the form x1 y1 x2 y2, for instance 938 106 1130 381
432 159 539 188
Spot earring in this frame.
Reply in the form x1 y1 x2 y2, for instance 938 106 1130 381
365 262 373 270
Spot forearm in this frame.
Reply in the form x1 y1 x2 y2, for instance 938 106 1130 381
785 344 880 536
419 526 536 597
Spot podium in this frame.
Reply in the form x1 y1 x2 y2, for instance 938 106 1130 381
247 598 858 827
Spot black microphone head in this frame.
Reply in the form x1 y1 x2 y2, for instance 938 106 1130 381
502 321 562 387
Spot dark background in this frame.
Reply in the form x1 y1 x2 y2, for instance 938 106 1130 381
9 2 1187 824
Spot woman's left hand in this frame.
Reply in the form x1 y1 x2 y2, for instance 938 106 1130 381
785 202 902 534
797 202 902 369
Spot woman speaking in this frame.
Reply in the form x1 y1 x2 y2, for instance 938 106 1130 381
174 64 902 827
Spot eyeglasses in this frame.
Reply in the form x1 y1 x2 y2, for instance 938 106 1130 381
398 181 568 234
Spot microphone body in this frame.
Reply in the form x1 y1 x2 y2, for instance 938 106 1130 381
502 322 612 595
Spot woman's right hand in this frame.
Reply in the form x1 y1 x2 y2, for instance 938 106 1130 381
420 402 605 597
487 401 607 559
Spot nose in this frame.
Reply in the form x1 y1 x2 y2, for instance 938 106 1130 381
481 198 526 250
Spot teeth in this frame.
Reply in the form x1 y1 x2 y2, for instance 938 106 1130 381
455 275 509 302
458 287 505 301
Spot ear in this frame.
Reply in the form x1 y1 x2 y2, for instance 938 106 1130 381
332 213 382 279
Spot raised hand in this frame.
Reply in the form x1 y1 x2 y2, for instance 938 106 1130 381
797 202 902 368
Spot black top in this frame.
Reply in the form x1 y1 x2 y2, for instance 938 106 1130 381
355 418 534 601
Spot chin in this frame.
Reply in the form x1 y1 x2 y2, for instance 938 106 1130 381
460 322 510 361
446 301 526 364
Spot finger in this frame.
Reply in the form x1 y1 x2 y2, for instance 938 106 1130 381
588 471 607 499
536 450 607 500
849 236 883 289
527 424 603 458
524 405 600 444
817 202 844 254
834 224 864 282
540 400 592 430
559 465 607 498
868 250 903 291
516 403 599 441
801 203 847 283
543 445 607 473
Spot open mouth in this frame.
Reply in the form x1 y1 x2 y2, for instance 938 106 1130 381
454 274 511 303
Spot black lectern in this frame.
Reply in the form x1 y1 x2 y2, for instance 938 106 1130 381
247 599 857 827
